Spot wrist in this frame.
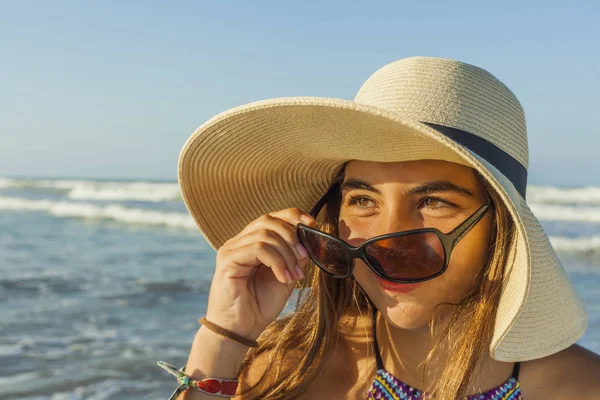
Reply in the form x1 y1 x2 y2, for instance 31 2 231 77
184 326 252 380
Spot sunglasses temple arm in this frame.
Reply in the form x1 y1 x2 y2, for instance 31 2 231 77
448 200 491 244
309 193 328 218
308 179 342 218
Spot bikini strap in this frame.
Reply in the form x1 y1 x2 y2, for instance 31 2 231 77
371 306 385 370
511 361 520 380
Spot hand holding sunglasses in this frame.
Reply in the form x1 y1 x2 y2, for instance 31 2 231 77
206 207 314 341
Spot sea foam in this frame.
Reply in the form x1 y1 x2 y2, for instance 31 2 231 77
550 235 600 253
0 196 196 229
529 204 600 223
528 185 600 205
0 178 181 202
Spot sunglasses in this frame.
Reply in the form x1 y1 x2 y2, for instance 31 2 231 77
296 180 492 283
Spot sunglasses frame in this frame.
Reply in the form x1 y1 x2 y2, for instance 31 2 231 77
296 180 493 283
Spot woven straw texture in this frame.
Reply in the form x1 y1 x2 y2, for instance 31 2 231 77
178 56 587 361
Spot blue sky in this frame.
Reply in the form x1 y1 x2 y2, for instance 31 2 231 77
1 1 599 185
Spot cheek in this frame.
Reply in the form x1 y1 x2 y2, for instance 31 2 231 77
338 217 372 245
439 215 494 302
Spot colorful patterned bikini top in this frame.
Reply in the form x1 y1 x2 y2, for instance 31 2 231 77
365 308 523 400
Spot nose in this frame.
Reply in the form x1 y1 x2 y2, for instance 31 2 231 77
373 203 422 238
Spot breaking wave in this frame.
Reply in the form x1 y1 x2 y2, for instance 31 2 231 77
0 196 196 229
528 185 600 205
0 178 181 202
550 235 600 253
530 204 600 223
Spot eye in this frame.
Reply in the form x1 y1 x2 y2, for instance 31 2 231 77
419 197 456 209
346 195 375 209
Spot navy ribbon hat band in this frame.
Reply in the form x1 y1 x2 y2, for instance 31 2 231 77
422 122 528 199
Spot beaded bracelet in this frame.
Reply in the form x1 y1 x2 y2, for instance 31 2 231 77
157 361 239 399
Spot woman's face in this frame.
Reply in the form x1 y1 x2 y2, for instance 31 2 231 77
338 159 493 330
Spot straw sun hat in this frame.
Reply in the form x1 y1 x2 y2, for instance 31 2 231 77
177 56 587 362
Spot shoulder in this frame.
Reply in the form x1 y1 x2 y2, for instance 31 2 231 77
236 347 288 393
236 346 308 398
235 331 372 399
237 348 271 387
520 344 600 399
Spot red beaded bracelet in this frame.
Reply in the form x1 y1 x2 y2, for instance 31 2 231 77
195 378 238 395
157 361 239 398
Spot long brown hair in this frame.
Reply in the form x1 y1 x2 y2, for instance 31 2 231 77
236 162 516 399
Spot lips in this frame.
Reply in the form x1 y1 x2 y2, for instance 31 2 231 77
375 275 421 293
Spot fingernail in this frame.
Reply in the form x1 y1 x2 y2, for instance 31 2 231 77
295 243 308 258
295 264 304 279
285 269 293 283
300 215 313 224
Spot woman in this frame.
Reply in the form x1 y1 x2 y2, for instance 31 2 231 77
160 57 600 399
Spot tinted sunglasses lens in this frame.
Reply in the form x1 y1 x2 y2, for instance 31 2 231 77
364 233 445 280
298 228 352 277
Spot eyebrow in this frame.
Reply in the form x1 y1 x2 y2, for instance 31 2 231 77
407 180 474 197
340 178 383 196
340 178 474 197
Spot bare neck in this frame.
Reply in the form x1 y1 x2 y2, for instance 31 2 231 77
338 309 515 393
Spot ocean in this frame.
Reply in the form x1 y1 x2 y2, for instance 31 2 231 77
0 178 599 399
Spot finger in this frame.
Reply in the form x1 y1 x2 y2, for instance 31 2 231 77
224 208 316 280
254 218 312 279
231 240 293 284
230 213 313 279
232 228 301 280
268 207 315 229
266 209 315 277
231 207 315 244
266 209 314 268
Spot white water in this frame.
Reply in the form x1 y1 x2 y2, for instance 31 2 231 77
529 204 600 224
527 185 600 205
0 196 196 229
0 178 181 202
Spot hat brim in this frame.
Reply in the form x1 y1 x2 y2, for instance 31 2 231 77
178 96 587 362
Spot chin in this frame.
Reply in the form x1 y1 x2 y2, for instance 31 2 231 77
380 303 433 331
